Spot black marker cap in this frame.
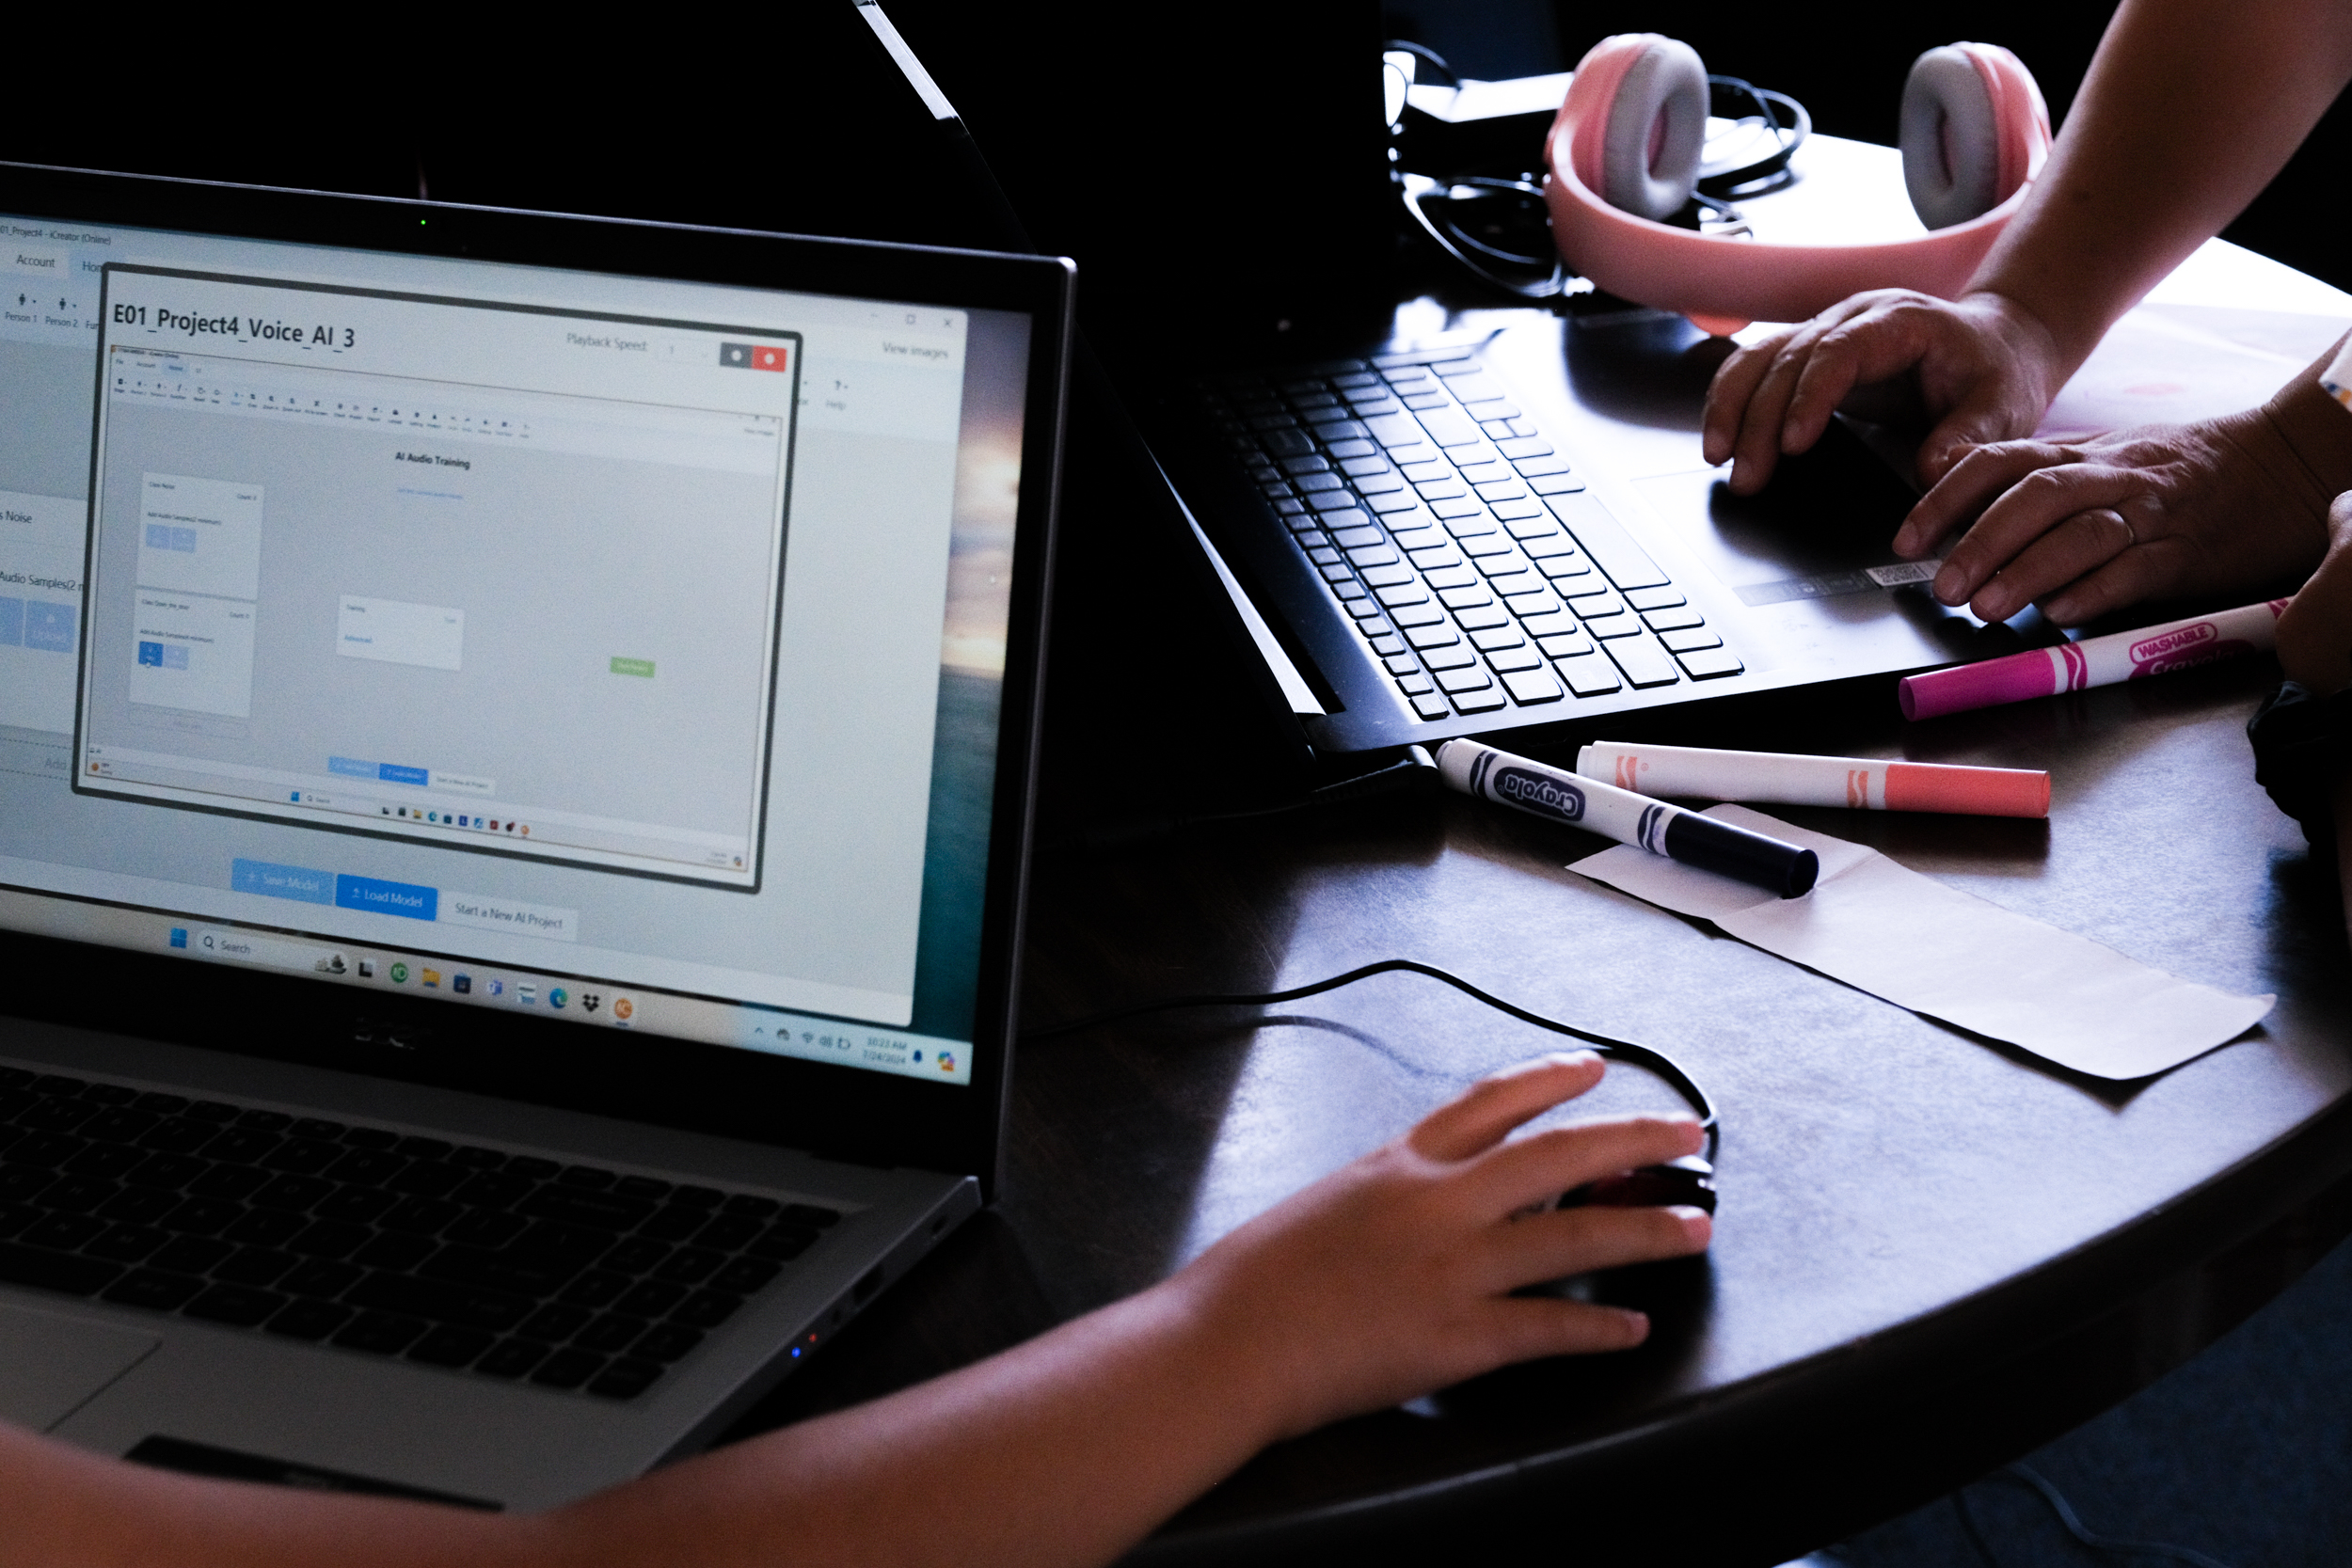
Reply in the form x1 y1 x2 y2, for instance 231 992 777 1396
1661 812 1819 898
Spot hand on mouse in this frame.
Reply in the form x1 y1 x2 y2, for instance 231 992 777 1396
1700 289 2064 497
1171 1053 1711 1443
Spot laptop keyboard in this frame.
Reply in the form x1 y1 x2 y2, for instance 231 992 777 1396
1201 352 1742 719
0 1066 841 1402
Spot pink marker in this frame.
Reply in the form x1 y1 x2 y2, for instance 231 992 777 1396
1577 742 2049 818
1899 599 2289 721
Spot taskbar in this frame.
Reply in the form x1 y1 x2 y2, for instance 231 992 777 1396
0 889 972 1085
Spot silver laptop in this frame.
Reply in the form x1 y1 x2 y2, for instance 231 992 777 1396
0 162 1070 1510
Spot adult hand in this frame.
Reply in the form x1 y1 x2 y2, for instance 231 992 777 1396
1175 1053 1710 1442
1894 408 2335 626
1701 290 2065 495
2276 491 2352 693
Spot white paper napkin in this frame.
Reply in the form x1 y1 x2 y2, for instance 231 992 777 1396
1569 804 2273 1080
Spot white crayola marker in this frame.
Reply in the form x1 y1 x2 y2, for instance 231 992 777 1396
1899 599 2288 721
1577 741 2049 818
1437 739 1819 897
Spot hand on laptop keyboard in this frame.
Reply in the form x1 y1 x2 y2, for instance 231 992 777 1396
1205 354 1743 720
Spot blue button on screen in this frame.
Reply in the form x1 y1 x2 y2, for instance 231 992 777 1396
230 858 335 905
328 756 376 779
335 874 437 922
378 764 428 786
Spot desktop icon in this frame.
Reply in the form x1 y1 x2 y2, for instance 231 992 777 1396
549 987 568 1009
358 958 375 978
453 974 471 994
612 997 633 1022
580 992 600 1014
389 962 409 983
938 1052 956 1073
421 968 440 988
486 978 504 998
518 982 537 1005
168 927 186 949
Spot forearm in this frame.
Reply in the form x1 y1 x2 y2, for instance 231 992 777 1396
1968 0 2352 378
549 1277 1275 1568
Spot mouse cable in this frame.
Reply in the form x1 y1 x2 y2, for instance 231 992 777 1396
1022 957 1718 1158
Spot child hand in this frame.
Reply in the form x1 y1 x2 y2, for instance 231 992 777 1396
1168 1053 1711 1443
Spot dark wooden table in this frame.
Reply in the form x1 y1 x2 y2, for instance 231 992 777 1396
730 159 2352 1559
736 637 2352 1564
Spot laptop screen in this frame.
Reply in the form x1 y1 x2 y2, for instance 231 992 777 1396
2 210 1031 1089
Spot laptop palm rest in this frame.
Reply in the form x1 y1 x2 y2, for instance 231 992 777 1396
0 1300 158 1429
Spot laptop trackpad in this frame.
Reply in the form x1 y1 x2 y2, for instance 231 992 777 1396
0 1302 159 1431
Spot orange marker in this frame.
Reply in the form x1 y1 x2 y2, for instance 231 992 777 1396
1576 741 2049 819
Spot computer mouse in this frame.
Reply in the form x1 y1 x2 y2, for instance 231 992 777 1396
1559 1154 1717 1214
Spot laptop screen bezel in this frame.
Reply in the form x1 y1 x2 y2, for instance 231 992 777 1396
0 161 1072 1196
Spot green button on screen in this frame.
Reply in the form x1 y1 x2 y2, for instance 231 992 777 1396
610 657 656 678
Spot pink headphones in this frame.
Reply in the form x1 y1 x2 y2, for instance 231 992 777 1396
1545 35 2051 335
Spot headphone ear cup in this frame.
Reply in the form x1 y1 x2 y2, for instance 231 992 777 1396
1599 36 1708 221
1900 45 2003 229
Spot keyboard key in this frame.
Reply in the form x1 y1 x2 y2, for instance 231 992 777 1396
184 1284 288 1326
1537 630 1595 659
1307 491 1360 513
1536 554 1594 579
443 1209 526 1248
279 1259 363 1298
561 1270 630 1307
631 1324 704 1363
1472 480 1528 502
1489 497 1547 522
1411 693 1453 720
1389 524 1447 549
1352 470 1406 496
1459 533 1518 559
1455 604 1512 632
710 1258 781 1294
654 1248 723 1285
266 1300 357 1340
1405 623 1460 650
99 1268 204 1311
1363 412 1425 449
476 1339 551 1379
1495 436 1554 460
673 1291 745 1330
1677 646 1746 679
1527 470 1584 493
1328 524 1381 548
1413 406 1480 446
22 1213 106 1250
1388 600 1446 627
1422 642 1479 671
334 1311 429 1354
1436 666 1492 694
577 1312 652 1353
1344 546 1398 569
1451 685 1507 713
587 1359 666 1401
1548 492 1671 590
1398 672 1436 696
520 1304 594 1341
1294 472 1344 495
1438 585 1492 610
352 1232 435 1272
1311 418 1370 443
421 1247 580 1300
1501 667 1565 704
1397 459 1451 483
1470 626 1524 652
1661 627 1723 653
1279 454 1330 476
1317 562 1353 584
407 1325 497 1368
86 1225 167 1262
1643 606 1706 632
1411 549 1466 574
1505 590 1564 619
1382 654 1419 676
1605 637 1682 688
151 1236 233 1274
224 1211 303 1247
1365 490 1424 515
1374 582 1430 608
1487 644 1544 673
1557 654 1623 695
1414 479 1468 501
1262 428 1312 456
1623 586 1686 611
1326 437 1379 458
1422 566 1477 591
1585 614 1641 639
616 1280 688 1318
214 1248 296 1286
530 1349 605 1390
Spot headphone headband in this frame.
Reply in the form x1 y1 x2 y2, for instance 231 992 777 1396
1544 36 2051 335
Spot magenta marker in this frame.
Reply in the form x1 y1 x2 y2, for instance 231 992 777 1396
1899 599 2289 721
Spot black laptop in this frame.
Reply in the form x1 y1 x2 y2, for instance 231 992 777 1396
0 159 1070 1509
